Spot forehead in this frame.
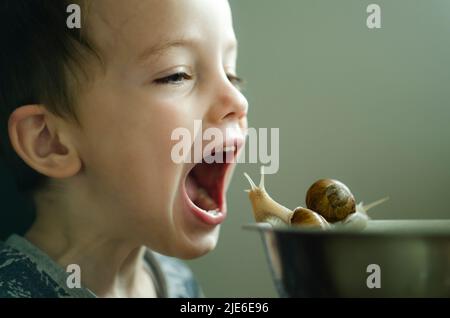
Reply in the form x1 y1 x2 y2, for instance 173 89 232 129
85 0 236 63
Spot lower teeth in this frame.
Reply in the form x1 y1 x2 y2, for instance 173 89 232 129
207 209 220 216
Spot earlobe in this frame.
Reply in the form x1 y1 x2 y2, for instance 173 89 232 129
8 105 82 179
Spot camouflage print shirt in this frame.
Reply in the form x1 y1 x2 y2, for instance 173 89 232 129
0 235 202 298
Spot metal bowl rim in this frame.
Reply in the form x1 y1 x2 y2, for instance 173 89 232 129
242 220 450 239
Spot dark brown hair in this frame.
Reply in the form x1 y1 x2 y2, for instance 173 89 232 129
0 0 97 194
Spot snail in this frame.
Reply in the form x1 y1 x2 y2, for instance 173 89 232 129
244 167 330 229
244 167 388 230
305 179 389 229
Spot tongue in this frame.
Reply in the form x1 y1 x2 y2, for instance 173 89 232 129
195 188 219 211
186 175 219 211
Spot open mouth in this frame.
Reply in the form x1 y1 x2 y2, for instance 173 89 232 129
183 147 238 225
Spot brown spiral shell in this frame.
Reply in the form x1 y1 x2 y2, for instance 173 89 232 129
305 179 356 222
291 207 330 229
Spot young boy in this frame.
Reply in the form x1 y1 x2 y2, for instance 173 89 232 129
0 0 248 298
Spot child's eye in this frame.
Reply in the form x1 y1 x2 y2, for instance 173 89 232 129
227 74 244 89
154 72 193 85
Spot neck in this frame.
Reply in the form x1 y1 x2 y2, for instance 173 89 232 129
25 187 156 298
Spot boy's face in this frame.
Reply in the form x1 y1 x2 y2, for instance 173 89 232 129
71 0 248 258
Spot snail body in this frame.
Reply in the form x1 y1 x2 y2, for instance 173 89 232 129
244 169 293 224
335 198 389 230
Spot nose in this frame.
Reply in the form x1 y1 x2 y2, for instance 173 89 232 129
206 75 248 124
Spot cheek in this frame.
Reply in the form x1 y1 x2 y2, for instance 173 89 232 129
76 97 187 220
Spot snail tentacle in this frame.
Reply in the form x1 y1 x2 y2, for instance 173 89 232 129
259 166 266 190
362 197 389 212
243 172 257 190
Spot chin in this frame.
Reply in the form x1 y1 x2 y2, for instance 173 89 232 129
172 227 220 260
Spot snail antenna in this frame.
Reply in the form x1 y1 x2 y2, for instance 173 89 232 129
243 173 257 190
259 166 266 190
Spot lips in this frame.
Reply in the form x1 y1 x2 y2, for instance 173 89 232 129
182 141 242 226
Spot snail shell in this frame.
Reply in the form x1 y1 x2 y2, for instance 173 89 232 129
306 179 356 222
291 207 331 229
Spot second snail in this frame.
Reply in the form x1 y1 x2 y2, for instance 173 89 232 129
244 167 388 230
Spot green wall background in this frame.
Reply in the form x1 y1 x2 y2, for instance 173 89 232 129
187 0 450 297
1 0 449 298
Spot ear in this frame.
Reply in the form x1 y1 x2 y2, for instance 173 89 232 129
8 105 82 179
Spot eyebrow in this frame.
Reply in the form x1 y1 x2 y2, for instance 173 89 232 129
136 38 238 63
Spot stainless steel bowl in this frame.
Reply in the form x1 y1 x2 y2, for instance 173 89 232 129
244 220 450 297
